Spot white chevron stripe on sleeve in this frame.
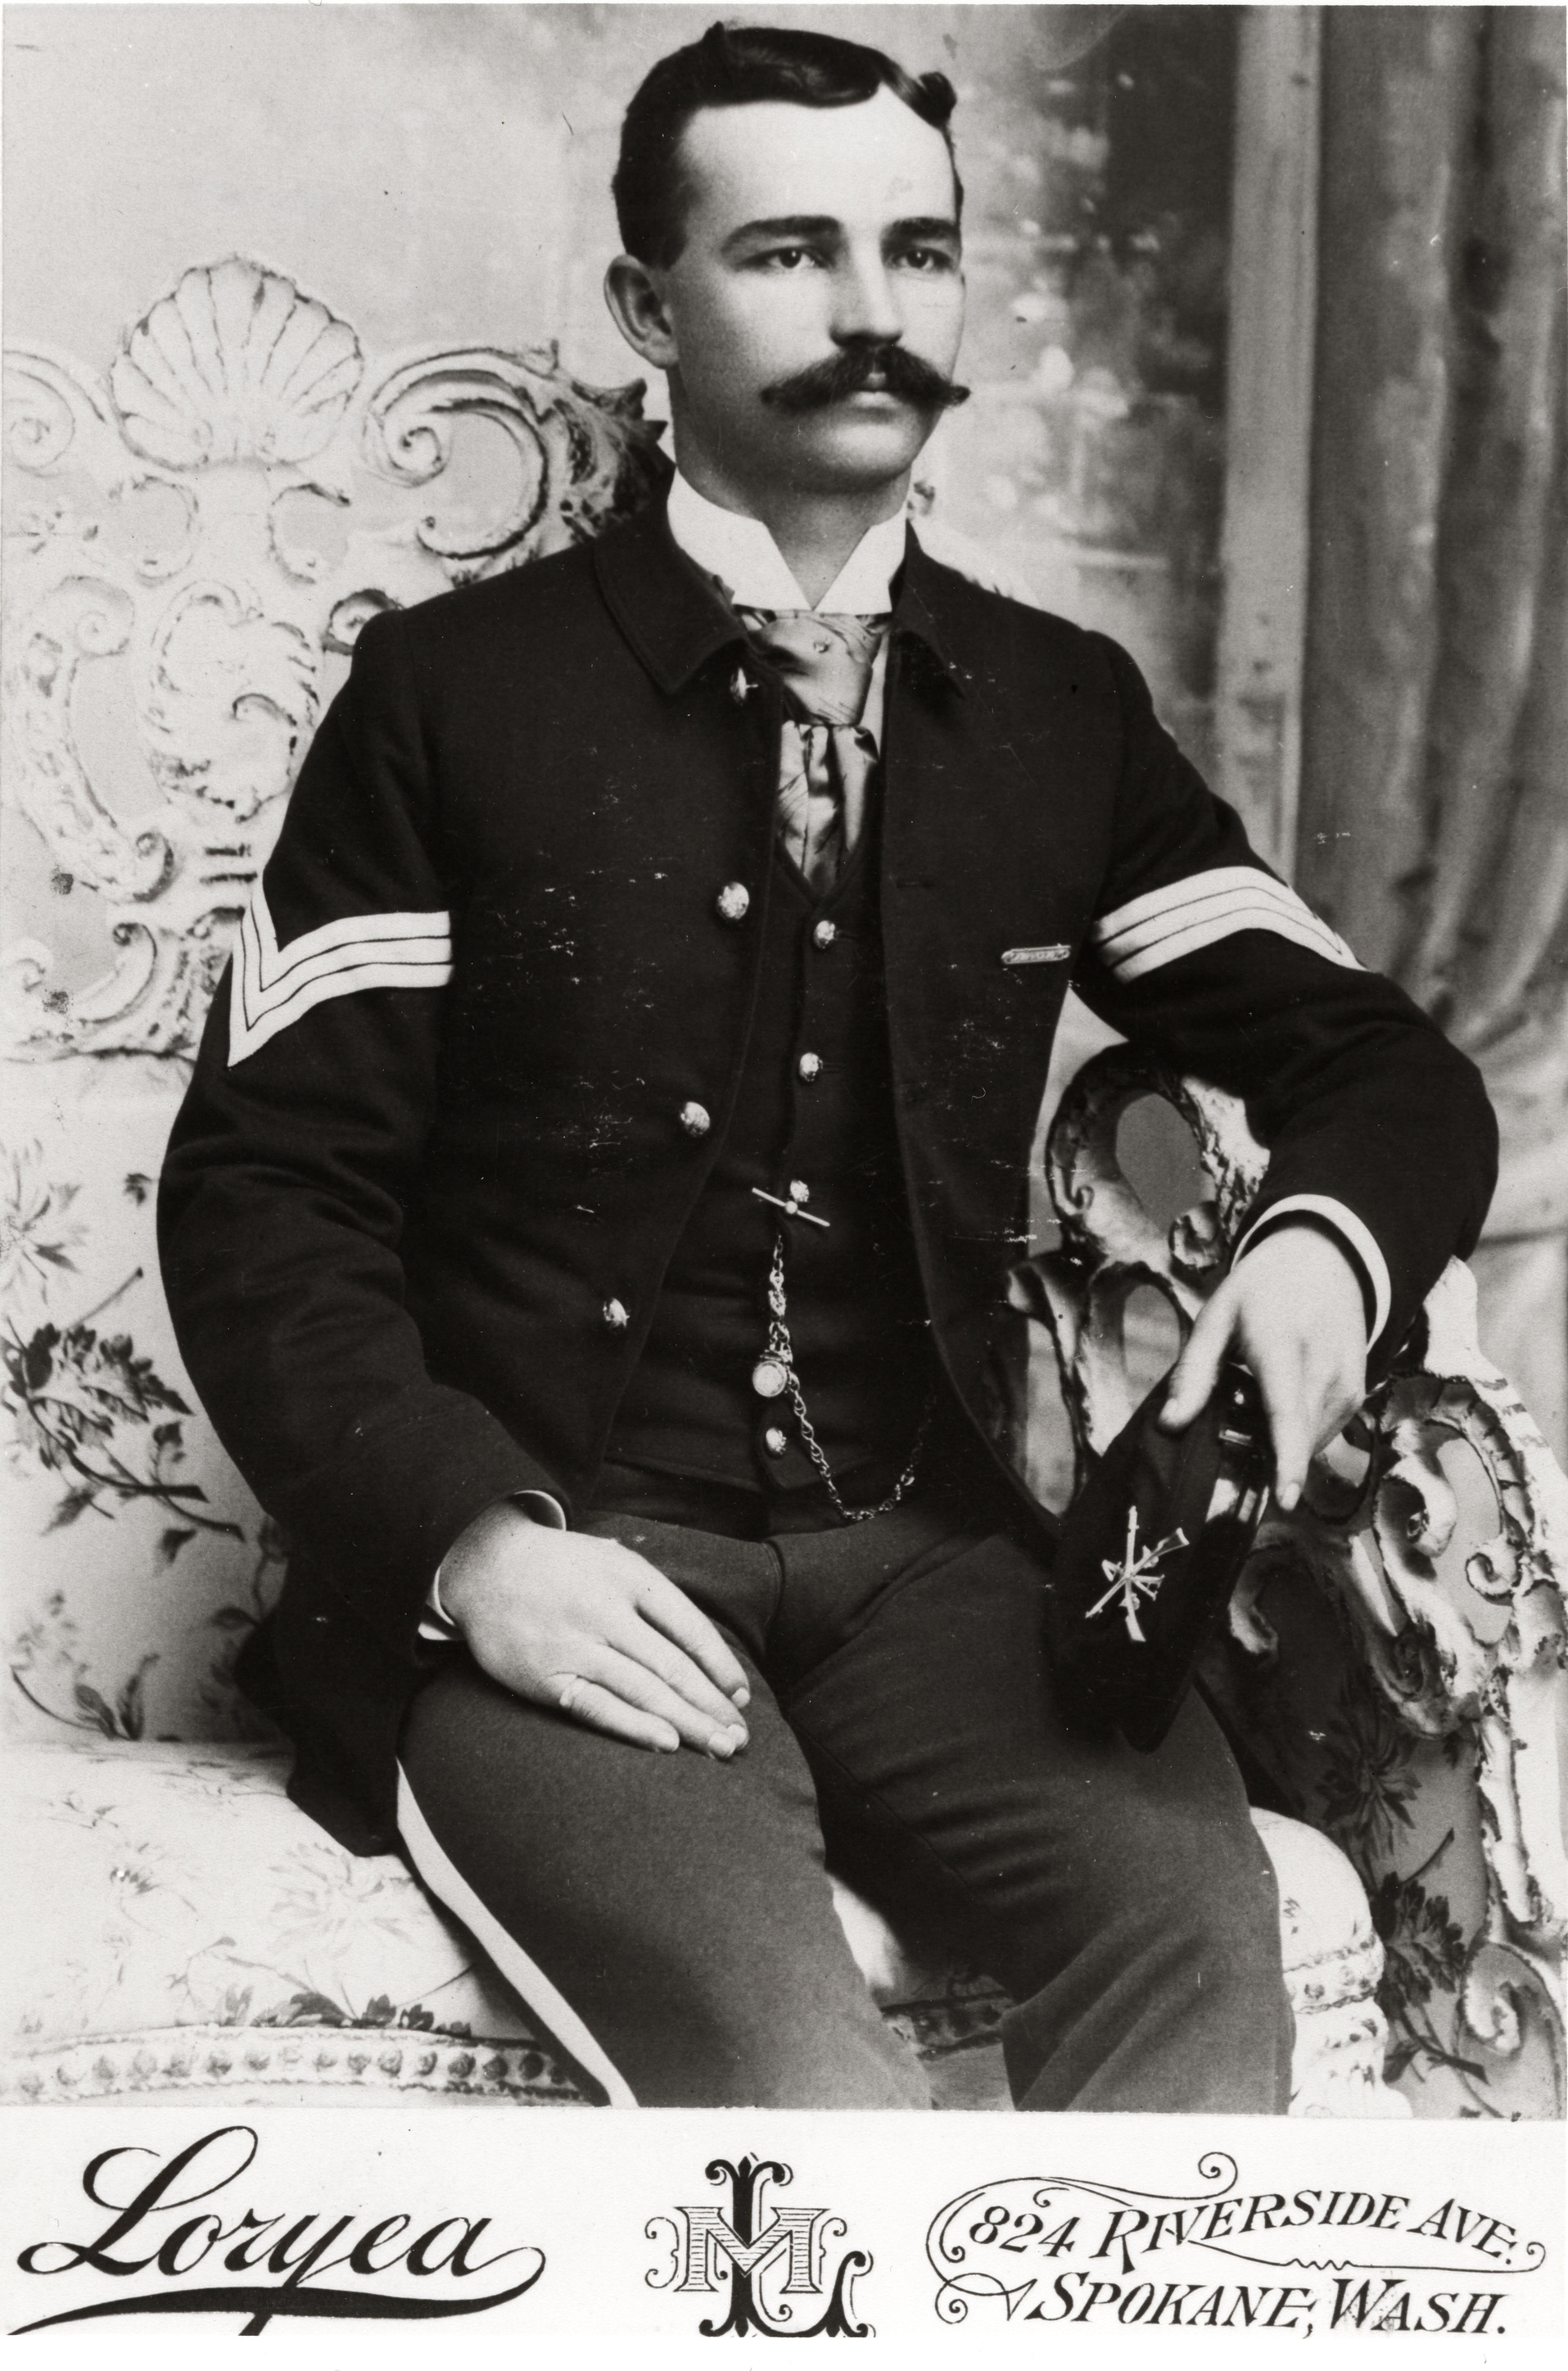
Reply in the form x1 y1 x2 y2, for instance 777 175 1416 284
228 879 453 1065
1092 866 1361 981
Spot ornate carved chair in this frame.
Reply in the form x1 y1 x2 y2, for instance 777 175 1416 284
1010 1055 1568 2119
4 262 1563 2116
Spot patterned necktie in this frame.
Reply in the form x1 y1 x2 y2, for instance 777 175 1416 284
734 606 891 894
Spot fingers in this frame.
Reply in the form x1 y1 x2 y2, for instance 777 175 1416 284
625 1560 752 1708
603 1606 751 1737
1159 1229 1371 1517
1318 1380 1368 1452
1251 1342 1315 1512
452 1525 755 1757
548 1673 680 1755
1252 1353 1363 1509
1228 1228 1369 1509
575 1643 750 1759
1168 1300 1349 1510
1159 1285 1236 1433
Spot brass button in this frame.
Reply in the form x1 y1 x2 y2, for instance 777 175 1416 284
789 1179 810 1205
603 1298 629 1330
716 881 751 924
679 1100 712 1138
798 1052 822 1083
812 920 837 949
763 1427 789 1458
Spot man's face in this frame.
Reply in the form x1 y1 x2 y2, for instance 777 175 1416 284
649 87 966 498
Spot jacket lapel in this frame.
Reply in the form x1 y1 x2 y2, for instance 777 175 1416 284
592 499 748 692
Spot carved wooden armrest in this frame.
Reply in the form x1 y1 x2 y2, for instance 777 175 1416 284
1011 1045 1568 2079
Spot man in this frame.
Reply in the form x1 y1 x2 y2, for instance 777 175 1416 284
159 25 1495 2113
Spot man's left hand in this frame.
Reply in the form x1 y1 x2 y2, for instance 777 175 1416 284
1158 1224 1369 1511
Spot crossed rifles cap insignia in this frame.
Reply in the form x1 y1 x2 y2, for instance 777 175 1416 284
1087 1508 1190 1644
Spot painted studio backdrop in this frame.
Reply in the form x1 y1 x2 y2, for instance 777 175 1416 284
2 7 1566 2120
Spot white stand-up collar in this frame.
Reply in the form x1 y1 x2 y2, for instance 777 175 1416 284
666 470 906 613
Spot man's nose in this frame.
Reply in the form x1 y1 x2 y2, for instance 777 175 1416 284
830 250 903 346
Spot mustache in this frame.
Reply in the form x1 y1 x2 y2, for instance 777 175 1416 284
760 344 971 414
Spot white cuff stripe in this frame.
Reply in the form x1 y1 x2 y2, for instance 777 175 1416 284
1092 866 1361 980
228 880 453 1064
418 1567 459 1644
1234 1193 1393 1346
395 1764 638 2106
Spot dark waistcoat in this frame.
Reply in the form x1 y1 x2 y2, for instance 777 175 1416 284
604 826 934 1499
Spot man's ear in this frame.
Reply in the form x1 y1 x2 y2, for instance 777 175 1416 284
604 255 679 372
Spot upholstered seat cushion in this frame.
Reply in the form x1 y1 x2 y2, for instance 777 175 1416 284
2 1738 1402 2112
2 1738 581 2104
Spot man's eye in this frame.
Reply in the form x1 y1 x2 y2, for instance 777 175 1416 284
897 246 957 274
759 247 821 271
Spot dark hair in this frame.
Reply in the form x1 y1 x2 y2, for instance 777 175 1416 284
613 21 961 267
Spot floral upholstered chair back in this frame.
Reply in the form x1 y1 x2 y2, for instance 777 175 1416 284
4 259 1565 2120
2 259 667 1748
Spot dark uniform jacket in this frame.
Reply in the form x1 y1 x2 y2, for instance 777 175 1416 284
157 503 1498 1851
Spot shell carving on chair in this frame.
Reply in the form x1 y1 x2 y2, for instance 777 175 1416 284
109 260 364 470
2 256 667 1067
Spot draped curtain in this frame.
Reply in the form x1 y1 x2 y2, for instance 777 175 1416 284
1299 5 1567 1446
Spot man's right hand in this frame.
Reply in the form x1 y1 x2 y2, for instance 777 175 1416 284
436 1500 752 1758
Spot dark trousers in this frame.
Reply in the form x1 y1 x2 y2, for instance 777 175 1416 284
398 1462 1292 2111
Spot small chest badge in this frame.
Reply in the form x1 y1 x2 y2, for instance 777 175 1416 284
1001 943 1071 966
1087 1509 1189 1643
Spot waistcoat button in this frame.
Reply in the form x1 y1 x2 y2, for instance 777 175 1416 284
762 1426 789 1458
603 1298 630 1330
716 882 750 924
797 1052 822 1083
812 919 837 949
679 1100 712 1138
